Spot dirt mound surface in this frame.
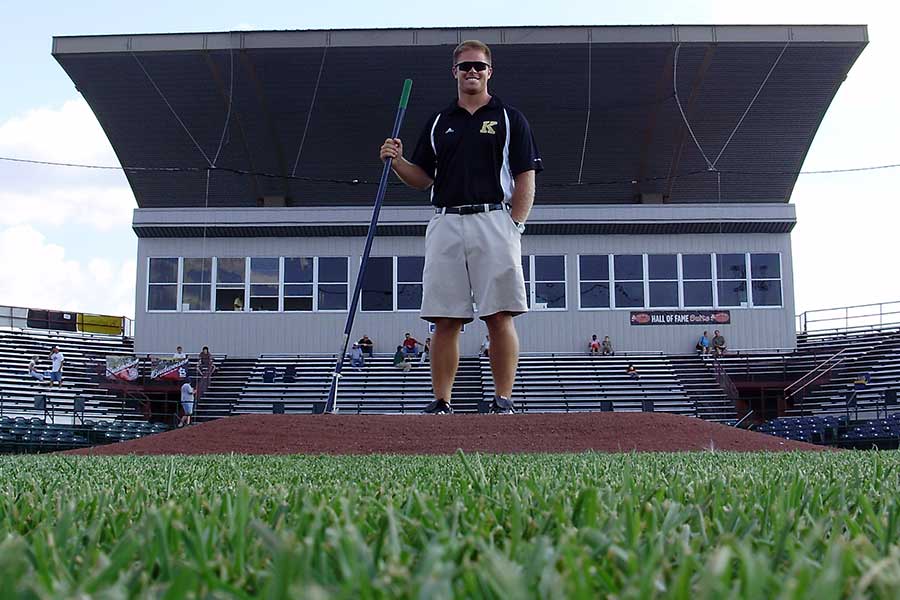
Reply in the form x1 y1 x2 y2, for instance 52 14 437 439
66 413 829 455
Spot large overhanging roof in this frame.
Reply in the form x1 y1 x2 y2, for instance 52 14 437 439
53 25 866 208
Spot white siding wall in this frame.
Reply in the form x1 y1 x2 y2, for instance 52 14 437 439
135 232 795 356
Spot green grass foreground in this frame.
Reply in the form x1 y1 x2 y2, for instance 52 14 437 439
1 452 899 598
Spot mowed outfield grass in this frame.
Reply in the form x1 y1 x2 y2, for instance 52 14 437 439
1 452 899 598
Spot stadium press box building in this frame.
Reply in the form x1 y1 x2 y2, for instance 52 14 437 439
53 25 866 357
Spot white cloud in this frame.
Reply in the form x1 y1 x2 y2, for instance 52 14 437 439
0 225 135 318
0 98 135 232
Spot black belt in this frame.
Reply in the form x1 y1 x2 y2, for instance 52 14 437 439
435 203 507 215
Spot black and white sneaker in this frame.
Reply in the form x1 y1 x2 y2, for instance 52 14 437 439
423 399 453 414
490 395 516 414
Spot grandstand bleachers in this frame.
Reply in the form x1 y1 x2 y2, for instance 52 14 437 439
0 327 141 422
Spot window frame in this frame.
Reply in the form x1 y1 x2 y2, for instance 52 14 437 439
748 252 784 309
395 256 425 313
576 254 612 311
146 257 181 313
525 255 568 311
611 254 645 310
680 253 714 309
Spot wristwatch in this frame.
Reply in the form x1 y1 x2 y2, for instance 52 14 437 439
513 220 526 234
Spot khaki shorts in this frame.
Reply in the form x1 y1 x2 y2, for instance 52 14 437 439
420 207 529 323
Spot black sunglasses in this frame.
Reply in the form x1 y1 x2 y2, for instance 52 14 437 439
454 61 491 72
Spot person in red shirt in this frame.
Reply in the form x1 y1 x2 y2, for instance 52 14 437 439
401 332 421 357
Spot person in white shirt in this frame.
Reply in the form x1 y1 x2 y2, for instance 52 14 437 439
179 379 196 427
48 346 65 386
28 356 44 381
173 346 186 359
479 335 490 358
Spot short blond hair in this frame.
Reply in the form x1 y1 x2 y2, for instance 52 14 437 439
453 40 492 64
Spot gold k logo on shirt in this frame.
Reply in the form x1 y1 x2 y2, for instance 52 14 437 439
480 120 498 134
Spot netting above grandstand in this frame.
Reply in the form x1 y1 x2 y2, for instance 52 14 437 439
53 25 866 208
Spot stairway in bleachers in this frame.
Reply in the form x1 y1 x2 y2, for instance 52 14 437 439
0 327 139 421
785 329 900 418
195 357 257 421
667 355 735 421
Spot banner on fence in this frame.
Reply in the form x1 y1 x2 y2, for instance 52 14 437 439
150 357 188 381
105 356 139 382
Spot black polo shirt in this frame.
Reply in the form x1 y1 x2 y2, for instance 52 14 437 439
409 96 543 208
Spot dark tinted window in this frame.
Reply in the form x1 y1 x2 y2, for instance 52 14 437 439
284 257 314 283
614 255 643 280
751 254 781 279
579 255 609 281
149 258 178 283
716 254 746 280
362 257 393 311
682 254 711 279
648 255 677 280
580 282 610 308
318 257 348 283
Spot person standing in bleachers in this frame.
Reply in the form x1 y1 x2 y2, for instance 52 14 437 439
179 378 196 427
47 346 64 386
588 335 601 356
173 346 186 359
602 336 614 356
28 356 44 382
479 335 491 358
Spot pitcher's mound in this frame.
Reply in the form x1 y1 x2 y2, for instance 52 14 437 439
67 413 829 455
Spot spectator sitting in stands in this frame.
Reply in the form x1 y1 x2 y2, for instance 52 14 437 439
179 378 196 427
401 332 421 357
853 372 872 390
349 343 365 370
47 346 65 387
357 335 374 357
712 330 727 356
588 334 601 356
233 297 244 311
393 345 412 372
602 336 614 356
173 345 186 359
28 356 44 382
479 335 491 357
420 337 431 364
626 364 639 379
696 331 711 355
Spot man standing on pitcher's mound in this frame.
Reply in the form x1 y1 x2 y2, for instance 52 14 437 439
379 40 543 414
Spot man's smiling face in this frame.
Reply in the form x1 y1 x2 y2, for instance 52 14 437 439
453 48 492 96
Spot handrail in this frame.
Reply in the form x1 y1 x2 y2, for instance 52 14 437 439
797 300 900 333
710 356 739 401
734 410 754 428
0 302 133 337
784 352 847 402
783 348 848 396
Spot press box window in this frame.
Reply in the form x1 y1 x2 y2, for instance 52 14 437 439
716 253 748 308
284 257 314 312
613 255 644 308
148 258 178 311
361 257 393 311
648 254 678 308
216 258 247 312
750 253 782 307
527 255 566 310
682 254 713 308
578 255 610 309
397 256 424 311
317 257 349 311
250 257 279 311
181 258 211 311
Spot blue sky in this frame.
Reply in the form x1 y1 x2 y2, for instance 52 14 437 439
0 0 897 321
